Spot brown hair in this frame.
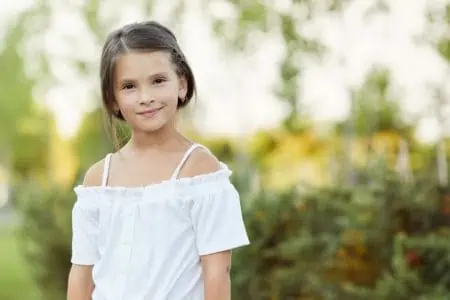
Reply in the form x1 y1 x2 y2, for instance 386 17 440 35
99 21 197 147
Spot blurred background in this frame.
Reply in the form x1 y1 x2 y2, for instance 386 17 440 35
1 0 450 299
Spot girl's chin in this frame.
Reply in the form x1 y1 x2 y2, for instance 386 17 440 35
131 119 169 134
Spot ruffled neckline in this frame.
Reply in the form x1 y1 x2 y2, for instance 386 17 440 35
73 162 232 197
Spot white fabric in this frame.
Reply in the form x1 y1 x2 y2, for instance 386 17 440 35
71 144 250 300
101 153 112 187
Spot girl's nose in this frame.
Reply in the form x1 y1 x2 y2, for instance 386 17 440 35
139 87 155 105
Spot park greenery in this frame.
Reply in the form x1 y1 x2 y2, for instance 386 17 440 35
1 1 450 299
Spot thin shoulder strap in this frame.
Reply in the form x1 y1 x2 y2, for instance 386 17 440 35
101 153 113 187
170 144 206 180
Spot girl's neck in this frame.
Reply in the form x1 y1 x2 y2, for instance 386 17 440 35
124 126 191 155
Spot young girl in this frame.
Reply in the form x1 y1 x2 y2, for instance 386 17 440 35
67 21 250 300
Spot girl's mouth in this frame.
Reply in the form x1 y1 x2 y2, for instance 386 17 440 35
137 107 163 117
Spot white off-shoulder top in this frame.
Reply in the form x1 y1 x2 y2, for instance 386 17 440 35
71 144 250 300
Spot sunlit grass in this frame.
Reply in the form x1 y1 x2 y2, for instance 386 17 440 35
0 225 39 300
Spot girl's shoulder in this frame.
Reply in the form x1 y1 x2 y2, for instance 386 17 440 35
177 145 222 179
80 157 108 187
72 144 234 200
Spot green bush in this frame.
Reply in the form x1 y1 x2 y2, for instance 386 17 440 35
229 159 450 299
14 181 75 300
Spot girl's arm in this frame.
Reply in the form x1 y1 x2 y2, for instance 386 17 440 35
182 147 249 299
201 250 232 300
68 162 103 300
67 264 94 300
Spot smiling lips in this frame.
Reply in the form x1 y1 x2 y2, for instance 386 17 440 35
137 107 163 117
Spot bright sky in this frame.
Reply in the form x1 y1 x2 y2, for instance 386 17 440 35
2 0 449 143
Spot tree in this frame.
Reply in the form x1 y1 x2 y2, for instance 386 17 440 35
202 0 394 132
0 9 53 184
423 1 450 187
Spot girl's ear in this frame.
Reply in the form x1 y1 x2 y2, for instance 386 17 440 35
178 76 188 101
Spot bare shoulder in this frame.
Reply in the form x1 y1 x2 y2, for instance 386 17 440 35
180 147 221 178
82 158 106 187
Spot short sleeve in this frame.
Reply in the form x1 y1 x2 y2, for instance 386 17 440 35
71 199 100 265
190 180 250 256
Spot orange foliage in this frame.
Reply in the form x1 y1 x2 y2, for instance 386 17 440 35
327 229 381 286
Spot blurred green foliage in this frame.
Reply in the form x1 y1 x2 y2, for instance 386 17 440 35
0 227 39 300
14 181 74 300
0 13 52 182
1 1 450 300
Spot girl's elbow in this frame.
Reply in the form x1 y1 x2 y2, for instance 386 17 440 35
67 264 94 300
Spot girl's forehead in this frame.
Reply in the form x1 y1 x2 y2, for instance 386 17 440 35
117 51 172 67
114 51 174 78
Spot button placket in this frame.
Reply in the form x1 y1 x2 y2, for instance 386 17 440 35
117 202 137 299
122 206 135 244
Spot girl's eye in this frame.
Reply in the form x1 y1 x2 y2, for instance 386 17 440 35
154 77 167 84
122 83 135 90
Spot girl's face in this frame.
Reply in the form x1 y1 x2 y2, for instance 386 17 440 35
113 51 187 134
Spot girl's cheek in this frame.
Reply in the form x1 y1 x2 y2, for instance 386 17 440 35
120 93 138 106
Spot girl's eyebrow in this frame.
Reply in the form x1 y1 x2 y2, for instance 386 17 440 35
147 71 169 78
116 72 170 84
